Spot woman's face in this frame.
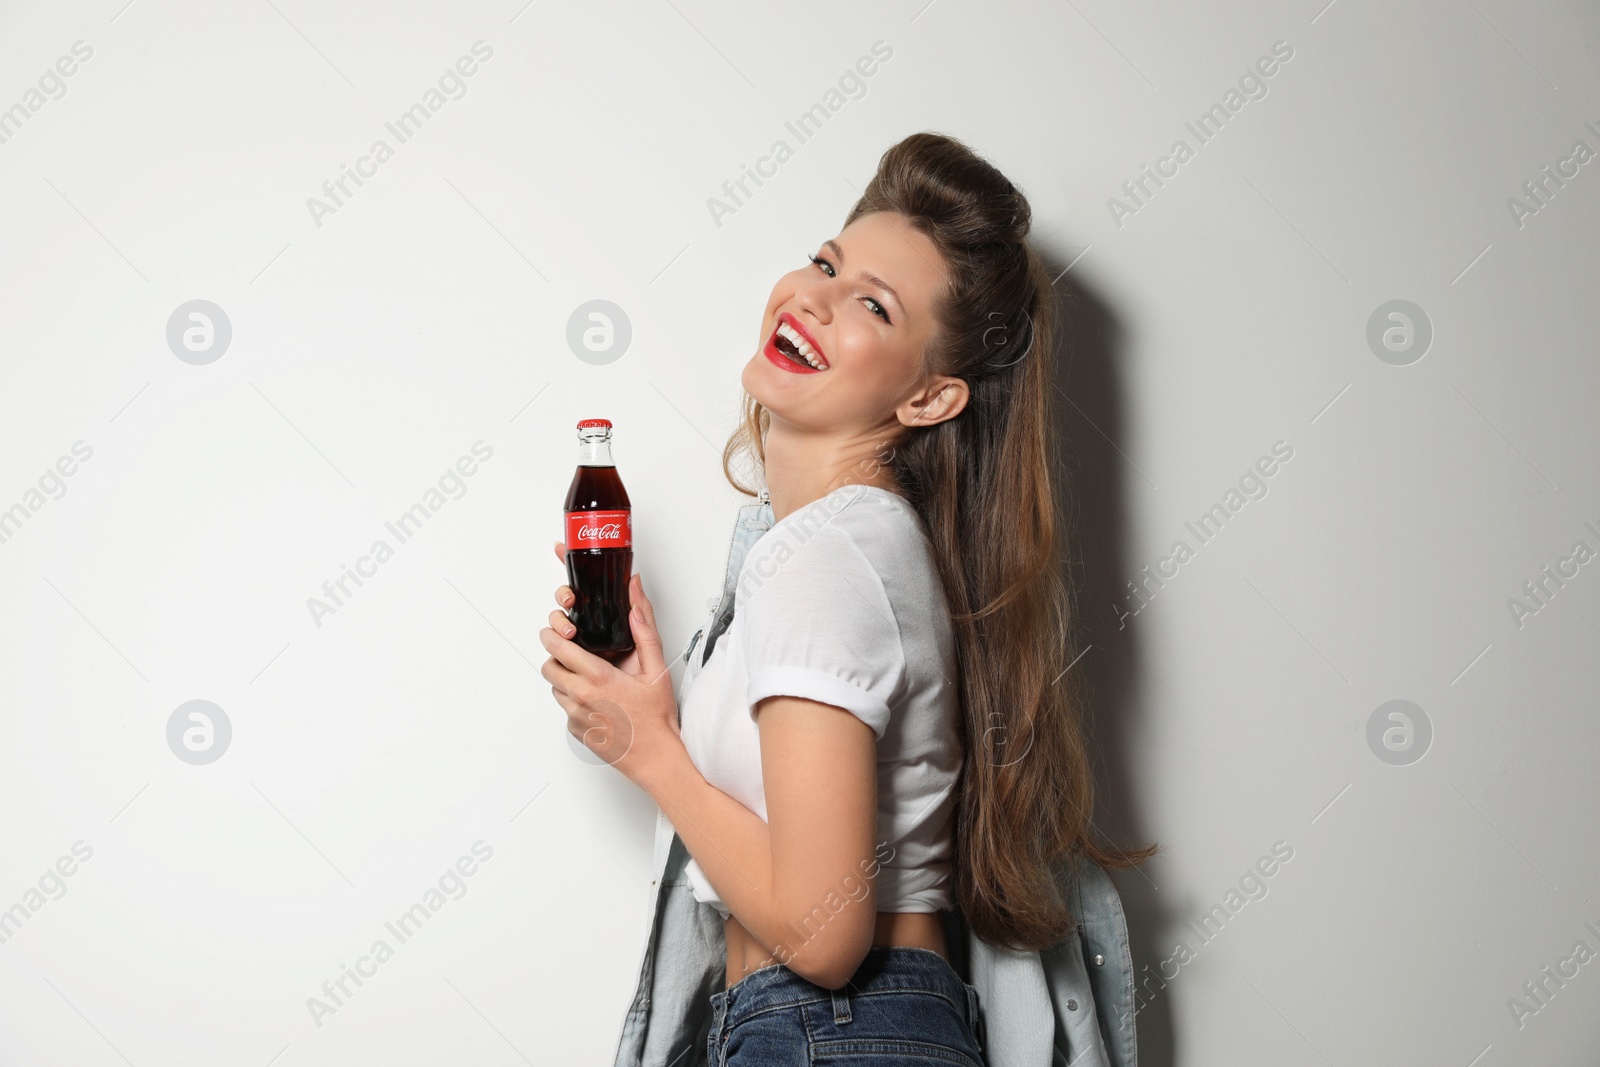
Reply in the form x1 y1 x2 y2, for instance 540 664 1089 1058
744 211 954 436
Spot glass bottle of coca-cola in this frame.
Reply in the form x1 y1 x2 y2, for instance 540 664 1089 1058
563 418 633 658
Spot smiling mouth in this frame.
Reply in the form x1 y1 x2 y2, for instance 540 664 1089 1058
771 315 828 370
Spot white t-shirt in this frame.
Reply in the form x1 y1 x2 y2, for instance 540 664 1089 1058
678 483 964 921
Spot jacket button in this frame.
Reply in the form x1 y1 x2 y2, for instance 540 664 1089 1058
1066 999 1078 1011
1094 953 1105 966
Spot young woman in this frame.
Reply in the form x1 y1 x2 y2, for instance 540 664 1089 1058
540 132 1155 1065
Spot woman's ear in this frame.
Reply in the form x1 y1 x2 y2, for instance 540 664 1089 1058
896 376 969 429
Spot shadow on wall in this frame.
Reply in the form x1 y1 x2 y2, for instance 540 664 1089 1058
1041 246 1176 1067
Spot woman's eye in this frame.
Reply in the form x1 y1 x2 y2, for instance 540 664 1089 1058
809 255 891 323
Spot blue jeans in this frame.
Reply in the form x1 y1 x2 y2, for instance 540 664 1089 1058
706 945 986 1066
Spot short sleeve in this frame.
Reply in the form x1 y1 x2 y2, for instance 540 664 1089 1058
738 525 905 740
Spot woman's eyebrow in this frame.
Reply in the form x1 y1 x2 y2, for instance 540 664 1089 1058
824 238 902 311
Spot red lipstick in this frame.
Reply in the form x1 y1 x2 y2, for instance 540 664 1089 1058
761 312 829 374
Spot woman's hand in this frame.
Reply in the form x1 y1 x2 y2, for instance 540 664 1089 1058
541 540 684 788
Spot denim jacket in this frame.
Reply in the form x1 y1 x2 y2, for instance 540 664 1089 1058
612 492 1139 1067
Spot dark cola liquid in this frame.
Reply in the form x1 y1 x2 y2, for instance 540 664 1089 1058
564 463 633 658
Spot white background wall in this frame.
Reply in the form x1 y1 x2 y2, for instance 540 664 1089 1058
1 1 1596 1063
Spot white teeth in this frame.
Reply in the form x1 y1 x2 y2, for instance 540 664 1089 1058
777 321 827 369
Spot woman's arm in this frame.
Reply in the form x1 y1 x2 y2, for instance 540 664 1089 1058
538 573 880 988
642 693 878 989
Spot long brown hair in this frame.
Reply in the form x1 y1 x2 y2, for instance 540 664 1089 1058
722 132 1157 951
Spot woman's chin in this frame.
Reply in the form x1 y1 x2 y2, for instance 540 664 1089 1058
741 357 780 406
742 351 819 417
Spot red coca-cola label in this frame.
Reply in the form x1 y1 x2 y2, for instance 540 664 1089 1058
566 509 631 549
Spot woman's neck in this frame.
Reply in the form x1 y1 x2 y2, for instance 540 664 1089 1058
762 419 900 525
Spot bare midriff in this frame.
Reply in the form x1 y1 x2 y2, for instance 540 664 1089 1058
723 909 949 989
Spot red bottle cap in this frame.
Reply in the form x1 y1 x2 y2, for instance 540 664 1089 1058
577 418 613 429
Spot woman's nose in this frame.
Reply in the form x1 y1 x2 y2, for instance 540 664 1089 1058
791 284 831 324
